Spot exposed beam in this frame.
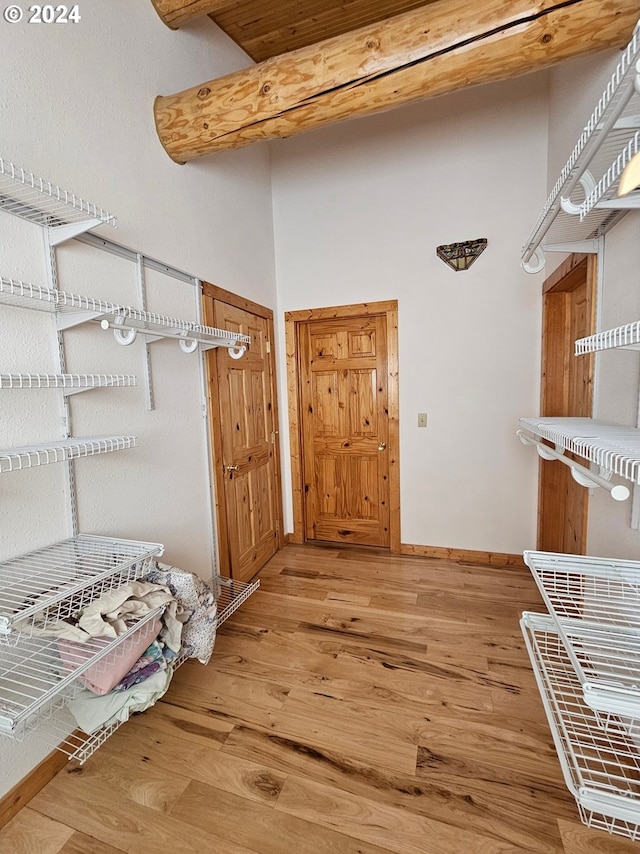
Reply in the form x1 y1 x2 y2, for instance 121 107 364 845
149 0 230 29
154 0 639 161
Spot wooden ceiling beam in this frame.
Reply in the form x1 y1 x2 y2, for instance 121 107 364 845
154 0 639 161
150 0 232 29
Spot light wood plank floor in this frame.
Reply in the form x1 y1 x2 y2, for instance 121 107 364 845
2 544 638 853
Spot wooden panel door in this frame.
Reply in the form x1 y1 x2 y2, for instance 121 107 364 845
538 256 595 554
299 314 390 547
206 300 280 582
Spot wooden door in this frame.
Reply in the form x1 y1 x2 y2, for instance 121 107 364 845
204 298 281 582
538 255 595 553
299 314 390 547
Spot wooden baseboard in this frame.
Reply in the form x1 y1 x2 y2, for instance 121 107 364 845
400 543 526 568
0 748 67 830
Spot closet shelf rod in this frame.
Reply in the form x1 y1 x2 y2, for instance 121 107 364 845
516 430 630 501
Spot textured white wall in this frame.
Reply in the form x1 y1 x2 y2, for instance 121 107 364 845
0 4 276 797
271 76 548 553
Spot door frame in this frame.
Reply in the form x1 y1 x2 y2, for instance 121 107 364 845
202 282 285 577
538 252 596 552
285 300 400 552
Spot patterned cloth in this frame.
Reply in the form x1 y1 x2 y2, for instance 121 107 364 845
115 639 167 691
145 562 217 665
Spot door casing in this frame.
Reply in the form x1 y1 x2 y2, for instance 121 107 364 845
537 253 596 553
285 300 400 552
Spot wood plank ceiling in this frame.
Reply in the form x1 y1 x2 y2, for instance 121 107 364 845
207 0 442 62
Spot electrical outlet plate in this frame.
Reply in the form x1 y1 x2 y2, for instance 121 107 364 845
418 413 427 428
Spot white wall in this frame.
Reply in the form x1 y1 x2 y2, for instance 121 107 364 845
0 4 276 797
546 52 640 560
271 76 548 553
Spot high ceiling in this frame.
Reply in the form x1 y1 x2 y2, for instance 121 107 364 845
208 0 441 62
151 0 639 160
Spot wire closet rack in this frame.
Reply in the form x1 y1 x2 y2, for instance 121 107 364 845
525 551 640 719
0 157 117 232
518 417 640 485
0 276 250 354
0 535 164 638
521 612 640 841
521 24 640 272
0 374 137 393
576 321 640 354
0 156 263 767
0 607 164 742
0 437 137 474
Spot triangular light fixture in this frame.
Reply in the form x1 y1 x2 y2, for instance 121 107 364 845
436 238 488 272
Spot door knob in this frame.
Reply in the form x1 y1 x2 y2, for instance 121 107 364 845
378 442 387 451
225 464 240 472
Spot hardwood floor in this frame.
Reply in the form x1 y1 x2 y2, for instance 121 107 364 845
1 544 638 853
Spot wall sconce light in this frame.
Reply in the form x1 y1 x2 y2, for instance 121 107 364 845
436 238 488 271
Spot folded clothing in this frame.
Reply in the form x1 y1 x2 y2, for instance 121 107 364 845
58 617 162 696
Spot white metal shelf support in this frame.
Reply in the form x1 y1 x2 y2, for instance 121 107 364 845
135 253 155 411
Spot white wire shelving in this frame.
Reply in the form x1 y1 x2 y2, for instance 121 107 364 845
0 535 164 638
30 647 189 763
521 24 640 272
0 606 163 741
0 437 136 474
519 417 640 485
576 321 640 354
0 277 250 355
216 578 260 627
525 551 640 718
522 612 640 842
582 130 640 219
0 374 137 395
0 156 116 244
